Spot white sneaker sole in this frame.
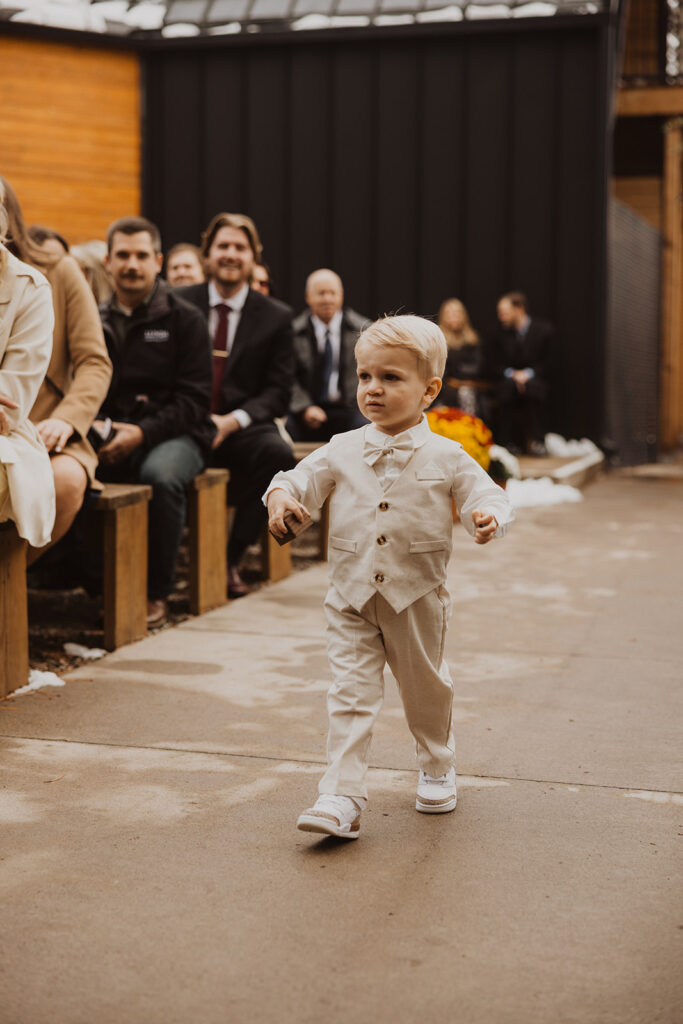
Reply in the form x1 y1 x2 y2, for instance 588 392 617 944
297 812 360 839
415 794 457 814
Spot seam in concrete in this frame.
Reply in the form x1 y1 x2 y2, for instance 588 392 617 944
2 733 681 797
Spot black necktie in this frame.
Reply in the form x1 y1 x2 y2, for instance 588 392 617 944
212 304 232 413
321 329 333 402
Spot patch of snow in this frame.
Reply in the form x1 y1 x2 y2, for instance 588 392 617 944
544 432 601 458
10 669 65 697
506 476 583 508
63 642 106 660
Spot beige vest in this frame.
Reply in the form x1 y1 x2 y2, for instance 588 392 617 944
326 428 468 614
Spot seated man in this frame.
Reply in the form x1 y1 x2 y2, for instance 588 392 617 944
286 268 368 442
165 243 205 288
177 212 295 598
96 217 215 626
487 291 554 455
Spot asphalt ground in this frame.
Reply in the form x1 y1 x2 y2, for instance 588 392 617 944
1 473 682 1024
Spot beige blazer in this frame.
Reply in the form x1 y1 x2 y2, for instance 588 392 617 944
0 247 56 547
269 424 514 613
30 254 112 486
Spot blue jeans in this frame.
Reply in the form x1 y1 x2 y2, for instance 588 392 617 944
99 435 205 600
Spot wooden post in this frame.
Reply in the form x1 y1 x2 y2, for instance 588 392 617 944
0 522 29 697
187 469 229 615
96 485 151 651
261 527 292 583
661 117 683 449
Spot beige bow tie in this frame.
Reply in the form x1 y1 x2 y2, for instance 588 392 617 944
363 436 415 467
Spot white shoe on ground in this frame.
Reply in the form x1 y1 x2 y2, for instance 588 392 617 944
416 767 457 813
297 795 362 839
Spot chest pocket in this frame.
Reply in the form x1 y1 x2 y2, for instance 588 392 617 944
329 535 357 553
415 461 445 481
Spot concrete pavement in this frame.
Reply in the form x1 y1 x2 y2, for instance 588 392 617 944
1 474 682 1024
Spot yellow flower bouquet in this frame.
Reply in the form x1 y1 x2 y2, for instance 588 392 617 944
426 406 493 473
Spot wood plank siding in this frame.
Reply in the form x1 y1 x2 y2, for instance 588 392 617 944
0 37 140 243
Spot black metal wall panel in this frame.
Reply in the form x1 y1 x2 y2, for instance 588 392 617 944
143 19 613 440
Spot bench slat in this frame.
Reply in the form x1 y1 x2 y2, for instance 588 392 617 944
94 483 153 511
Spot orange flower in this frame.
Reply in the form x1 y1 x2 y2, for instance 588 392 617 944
426 406 493 472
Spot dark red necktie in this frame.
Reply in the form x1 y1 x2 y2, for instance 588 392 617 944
211 303 232 413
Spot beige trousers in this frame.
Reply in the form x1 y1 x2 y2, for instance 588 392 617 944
319 584 456 802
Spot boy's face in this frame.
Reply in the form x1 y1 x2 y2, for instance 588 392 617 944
356 340 441 436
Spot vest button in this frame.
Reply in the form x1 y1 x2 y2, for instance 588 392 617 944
378 501 389 511
374 573 385 583
377 535 387 545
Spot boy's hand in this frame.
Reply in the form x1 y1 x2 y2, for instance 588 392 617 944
473 510 498 545
267 488 310 538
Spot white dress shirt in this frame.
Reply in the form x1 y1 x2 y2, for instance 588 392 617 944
265 416 510 539
311 309 343 403
208 280 251 428
363 419 429 491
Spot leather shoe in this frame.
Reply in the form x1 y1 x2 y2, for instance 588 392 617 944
227 566 249 599
146 598 168 627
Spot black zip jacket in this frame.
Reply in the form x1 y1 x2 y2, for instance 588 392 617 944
98 279 216 456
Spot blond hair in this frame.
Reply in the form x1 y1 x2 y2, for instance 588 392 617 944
356 314 447 379
438 298 479 350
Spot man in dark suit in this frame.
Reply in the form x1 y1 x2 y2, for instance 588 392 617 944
177 212 295 597
286 268 368 443
488 291 554 455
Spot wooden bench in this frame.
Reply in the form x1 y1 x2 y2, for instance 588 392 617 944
0 522 29 697
187 468 229 614
94 470 230 645
92 483 152 651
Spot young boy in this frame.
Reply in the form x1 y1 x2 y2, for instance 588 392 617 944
265 315 513 839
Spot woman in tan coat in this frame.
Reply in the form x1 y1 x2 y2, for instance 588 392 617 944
1 177 112 553
0 186 55 547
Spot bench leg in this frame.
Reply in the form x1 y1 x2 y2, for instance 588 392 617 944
261 527 292 583
188 482 228 615
102 504 148 651
0 525 28 697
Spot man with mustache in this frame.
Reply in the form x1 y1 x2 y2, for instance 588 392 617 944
95 217 215 626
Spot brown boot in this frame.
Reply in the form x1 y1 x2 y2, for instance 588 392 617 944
227 566 249 599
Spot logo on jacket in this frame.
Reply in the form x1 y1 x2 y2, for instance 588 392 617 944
143 329 170 343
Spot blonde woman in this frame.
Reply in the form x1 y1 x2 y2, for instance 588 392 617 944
435 298 484 415
0 182 55 547
1 178 112 557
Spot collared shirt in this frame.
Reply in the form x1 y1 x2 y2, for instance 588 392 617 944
208 279 251 428
311 309 343 403
264 414 510 539
504 315 535 379
208 279 250 354
364 417 431 491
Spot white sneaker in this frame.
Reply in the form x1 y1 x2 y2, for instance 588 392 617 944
416 768 457 813
297 795 362 839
